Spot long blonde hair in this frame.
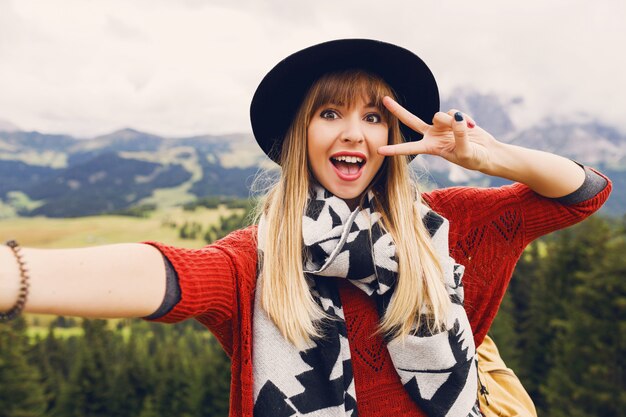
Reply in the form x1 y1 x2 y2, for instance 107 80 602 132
253 70 451 349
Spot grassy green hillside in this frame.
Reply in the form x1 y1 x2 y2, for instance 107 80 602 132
0 205 242 249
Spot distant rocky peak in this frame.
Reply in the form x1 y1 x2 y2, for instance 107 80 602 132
509 119 626 165
0 118 20 132
91 127 164 143
441 88 521 139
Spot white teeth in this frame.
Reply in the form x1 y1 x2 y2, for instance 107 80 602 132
332 155 364 163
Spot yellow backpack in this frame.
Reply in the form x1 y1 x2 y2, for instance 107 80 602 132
476 335 537 417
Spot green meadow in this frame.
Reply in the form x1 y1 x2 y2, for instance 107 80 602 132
0 205 242 249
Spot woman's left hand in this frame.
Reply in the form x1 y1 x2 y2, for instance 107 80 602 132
378 96 498 172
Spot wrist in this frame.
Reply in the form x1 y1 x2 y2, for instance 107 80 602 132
479 140 512 178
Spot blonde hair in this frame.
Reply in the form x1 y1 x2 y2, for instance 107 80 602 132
253 70 451 349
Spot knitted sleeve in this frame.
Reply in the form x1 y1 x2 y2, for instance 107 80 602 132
512 164 612 245
138 240 235 325
422 163 612 345
139 226 258 326
425 162 611 244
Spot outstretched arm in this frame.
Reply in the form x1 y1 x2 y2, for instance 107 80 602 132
466 128 586 198
378 96 587 198
0 243 167 318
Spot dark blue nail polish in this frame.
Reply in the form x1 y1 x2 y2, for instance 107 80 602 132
454 112 464 122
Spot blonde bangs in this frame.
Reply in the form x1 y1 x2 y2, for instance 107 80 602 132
307 70 395 123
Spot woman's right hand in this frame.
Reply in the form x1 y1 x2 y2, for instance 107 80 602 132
377 96 496 173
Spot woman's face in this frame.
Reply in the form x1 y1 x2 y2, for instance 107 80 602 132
307 96 388 208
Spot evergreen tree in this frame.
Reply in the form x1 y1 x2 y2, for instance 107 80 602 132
53 319 115 417
0 318 47 417
138 395 160 417
543 219 625 416
518 216 611 411
494 241 541 384
152 328 198 417
488 290 520 371
179 221 190 239
204 224 220 243
106 321 155 417
198 336 231 417
30 324 66 415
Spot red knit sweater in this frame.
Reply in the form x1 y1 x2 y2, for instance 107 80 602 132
142 167 611 417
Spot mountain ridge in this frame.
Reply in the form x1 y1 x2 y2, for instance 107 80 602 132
1 90 624 218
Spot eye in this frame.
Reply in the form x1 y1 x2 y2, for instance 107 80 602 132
320 109 339 120
364 113 382 123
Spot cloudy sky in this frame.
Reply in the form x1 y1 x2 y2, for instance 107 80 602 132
0 0 624 138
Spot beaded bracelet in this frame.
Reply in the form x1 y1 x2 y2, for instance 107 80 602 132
0 240 30 321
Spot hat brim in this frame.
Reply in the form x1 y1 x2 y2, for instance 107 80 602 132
250 38 440 164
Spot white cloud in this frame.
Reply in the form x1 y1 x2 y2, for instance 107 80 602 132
0 0 624 137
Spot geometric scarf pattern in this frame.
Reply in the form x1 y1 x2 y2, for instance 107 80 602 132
253 184 479 416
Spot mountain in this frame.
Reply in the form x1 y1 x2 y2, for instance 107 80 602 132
0 91 624 218
0 127 268 217
0 118 20 132
25 153 191 217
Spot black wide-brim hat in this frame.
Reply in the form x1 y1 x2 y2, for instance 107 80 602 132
250 38 440 164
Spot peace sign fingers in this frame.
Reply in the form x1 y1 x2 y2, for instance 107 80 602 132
382 96 430 134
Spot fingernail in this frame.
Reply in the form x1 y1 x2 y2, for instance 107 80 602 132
467 120 475 128
454 112 464 122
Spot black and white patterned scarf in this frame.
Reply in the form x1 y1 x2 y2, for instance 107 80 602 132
253 184 479 417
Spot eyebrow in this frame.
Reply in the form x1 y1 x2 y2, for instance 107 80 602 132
326 100 379 108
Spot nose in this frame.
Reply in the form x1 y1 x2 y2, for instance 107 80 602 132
340 116 365 144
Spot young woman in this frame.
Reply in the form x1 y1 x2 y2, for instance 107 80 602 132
0 39 612 417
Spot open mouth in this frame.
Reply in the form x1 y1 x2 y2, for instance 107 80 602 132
330 155 366 180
